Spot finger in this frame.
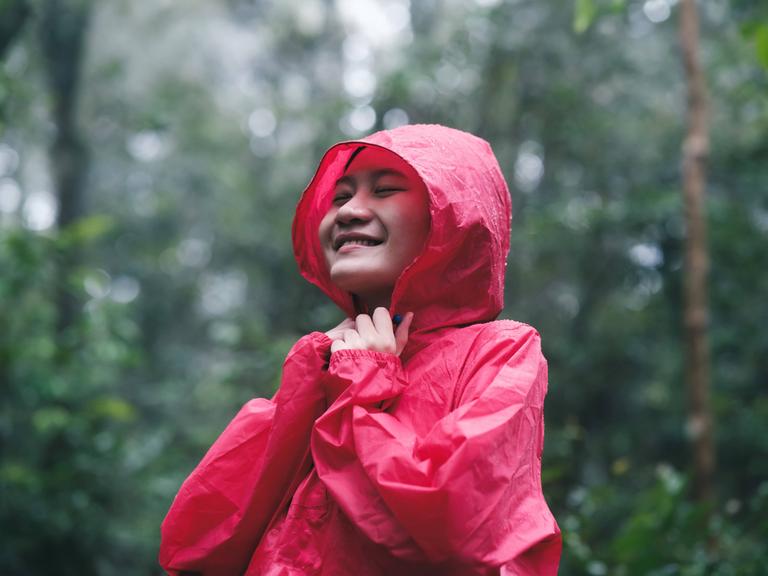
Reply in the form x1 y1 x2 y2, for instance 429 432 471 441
355 314 376 340
343 328 366 349
371 307 394 337
394 312 414 356
335 318 356 336
331 327 366 353
325 317 355 340
371 307 396 351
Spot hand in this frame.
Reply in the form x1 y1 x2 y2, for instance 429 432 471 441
325 317 356 341
328 308 414 356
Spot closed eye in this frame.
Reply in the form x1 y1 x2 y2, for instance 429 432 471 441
332 192 352 205
375 187 405 196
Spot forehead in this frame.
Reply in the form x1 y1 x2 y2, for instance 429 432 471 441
342 146 418 179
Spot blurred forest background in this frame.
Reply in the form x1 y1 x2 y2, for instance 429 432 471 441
1 0 766 574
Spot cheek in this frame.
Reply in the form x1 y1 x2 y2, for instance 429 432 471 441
318 211 335 245
413 208 431 244
390 212 430 263
402 199 431 249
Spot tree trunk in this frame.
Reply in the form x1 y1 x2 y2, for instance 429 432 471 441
679 0 715 506
0 1 31 58
39 0 92 336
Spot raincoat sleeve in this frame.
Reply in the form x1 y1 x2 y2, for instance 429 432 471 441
159 332 332 576
311 322 561 574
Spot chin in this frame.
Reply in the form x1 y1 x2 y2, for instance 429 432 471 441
329 265 394 299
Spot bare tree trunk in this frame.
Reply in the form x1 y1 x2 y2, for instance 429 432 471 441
679 0 715 506
39 0 92 336
0 1 31 58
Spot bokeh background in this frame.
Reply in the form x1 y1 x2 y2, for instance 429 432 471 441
1 0 766 574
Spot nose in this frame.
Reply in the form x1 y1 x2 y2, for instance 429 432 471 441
335 191 373 225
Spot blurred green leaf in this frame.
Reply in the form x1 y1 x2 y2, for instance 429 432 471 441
755 24 768 70
574 0 597 33
32 406 71 434
87 397 137 423
58 215 115 247
0 462 39 489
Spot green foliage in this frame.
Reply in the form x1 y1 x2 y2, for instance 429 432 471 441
0 226 141 574
754 24 768 70
1 0 766 574
574 0 598 34
560 466 768 575
573 0 625 34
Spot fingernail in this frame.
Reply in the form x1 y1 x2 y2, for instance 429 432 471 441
393 314 402 325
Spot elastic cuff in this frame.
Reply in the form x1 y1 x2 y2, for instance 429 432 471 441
329 348 400 367
309 331 334 348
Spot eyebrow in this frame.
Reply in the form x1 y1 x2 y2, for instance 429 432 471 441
334 169 407 188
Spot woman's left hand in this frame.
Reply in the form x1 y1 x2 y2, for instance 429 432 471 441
329 307 413 357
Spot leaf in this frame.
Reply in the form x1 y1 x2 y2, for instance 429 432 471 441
32 406 71 433
756 24 768 70
58 214 115 247
0 462 38 489
609 0 626 11
87 397 137 423
574 0 597 34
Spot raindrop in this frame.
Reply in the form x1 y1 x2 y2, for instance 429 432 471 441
587 561 608 576
199 271 248 317
0 178 22 213
248 108 277 138
725 499 741 515
280 74 311 109
0 144 20 176
250 135 277 158
295 0 326 35
435 62 462 94
110 276 141 304
555 289 580 318
177 237 213 268
127 131 171 162
629 243 663 268
84 269 112 299
23 191 57 231
514 141 544 193
343 66 377 100
386 1 411 32
340 106 377 135
336 0 412 47
383 108 409 129
643 0 671 24
343 34 372 63
208 321 242 345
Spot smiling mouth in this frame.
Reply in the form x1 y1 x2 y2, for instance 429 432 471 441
333 237 384 251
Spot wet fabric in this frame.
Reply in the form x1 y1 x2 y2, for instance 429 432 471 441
159 124 561 575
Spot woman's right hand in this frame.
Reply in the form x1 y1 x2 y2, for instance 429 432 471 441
327 308 413 357
325 317 356 341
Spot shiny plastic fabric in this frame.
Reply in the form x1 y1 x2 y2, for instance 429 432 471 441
160 124 561 575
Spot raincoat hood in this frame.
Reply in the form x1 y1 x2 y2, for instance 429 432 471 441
293 124 511 331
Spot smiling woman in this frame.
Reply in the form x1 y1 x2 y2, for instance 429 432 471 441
160 124 561 576
318 146 430 310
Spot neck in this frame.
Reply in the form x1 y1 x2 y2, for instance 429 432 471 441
355 291 392 314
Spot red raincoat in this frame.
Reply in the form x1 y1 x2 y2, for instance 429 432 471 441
160 125 561 575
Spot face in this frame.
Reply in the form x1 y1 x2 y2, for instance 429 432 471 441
318 147 430 308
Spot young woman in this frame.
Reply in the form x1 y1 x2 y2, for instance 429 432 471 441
160 124 561 575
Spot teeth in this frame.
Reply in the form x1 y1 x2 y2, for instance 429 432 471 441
338 239 380 248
